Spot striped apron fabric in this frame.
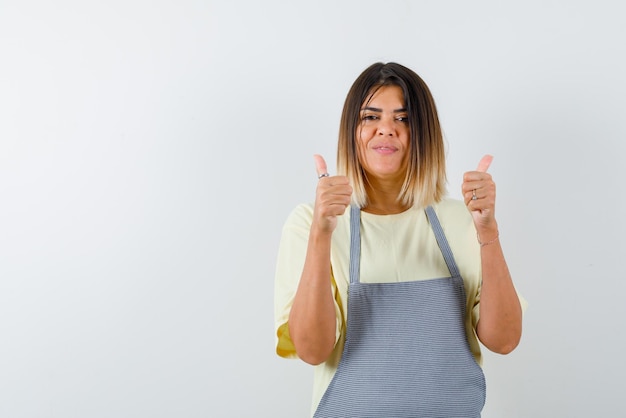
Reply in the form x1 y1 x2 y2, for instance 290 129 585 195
313 205 486 417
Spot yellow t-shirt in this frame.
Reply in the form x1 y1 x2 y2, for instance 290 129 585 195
274 198 502 415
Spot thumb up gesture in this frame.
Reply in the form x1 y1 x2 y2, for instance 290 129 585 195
312 154 353 234
462 154 498 231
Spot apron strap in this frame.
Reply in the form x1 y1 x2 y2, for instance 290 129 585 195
425 206 461 277
349 205 361 284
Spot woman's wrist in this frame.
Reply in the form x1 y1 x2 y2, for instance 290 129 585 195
477 230 499 247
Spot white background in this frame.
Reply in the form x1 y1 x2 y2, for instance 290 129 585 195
1 1 625 417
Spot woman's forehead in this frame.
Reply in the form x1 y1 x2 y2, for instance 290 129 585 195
361 85 406 109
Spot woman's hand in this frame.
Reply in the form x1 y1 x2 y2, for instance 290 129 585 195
462 155 498 241
313 154 353 234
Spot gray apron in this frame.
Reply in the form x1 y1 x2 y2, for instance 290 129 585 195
314 205 486 417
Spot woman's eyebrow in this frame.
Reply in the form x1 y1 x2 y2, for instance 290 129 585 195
361 106 407 113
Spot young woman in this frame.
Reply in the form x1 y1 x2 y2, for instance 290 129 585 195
274 62 524 417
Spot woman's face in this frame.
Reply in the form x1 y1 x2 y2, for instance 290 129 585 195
356 85 410 184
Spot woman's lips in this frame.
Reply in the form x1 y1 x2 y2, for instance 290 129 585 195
373 145 397 155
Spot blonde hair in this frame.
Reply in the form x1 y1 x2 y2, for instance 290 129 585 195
337 62 447 209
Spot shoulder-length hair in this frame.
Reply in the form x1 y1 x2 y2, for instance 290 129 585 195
337 62 447 209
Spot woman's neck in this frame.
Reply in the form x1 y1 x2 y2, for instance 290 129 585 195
362 179 411 215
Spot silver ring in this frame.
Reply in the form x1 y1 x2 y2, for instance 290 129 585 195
472 189 477 200
318 173 330 179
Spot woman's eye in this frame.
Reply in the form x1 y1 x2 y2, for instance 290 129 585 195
362 115 378 121
396 116 409 123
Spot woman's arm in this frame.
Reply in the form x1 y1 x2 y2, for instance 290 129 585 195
288 155 352 365
462 155 522 354
474 224 522 354
288 227 338 364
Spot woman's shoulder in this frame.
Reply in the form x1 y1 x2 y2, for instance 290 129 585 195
433 197 466 210
282 203 315 229
431 198 473 225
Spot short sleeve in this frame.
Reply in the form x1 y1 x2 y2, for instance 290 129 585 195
274 204 343 359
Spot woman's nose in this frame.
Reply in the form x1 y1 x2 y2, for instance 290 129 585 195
377 118 395 136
